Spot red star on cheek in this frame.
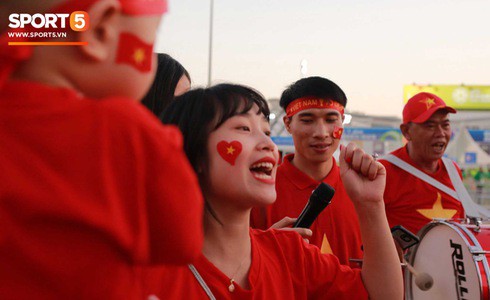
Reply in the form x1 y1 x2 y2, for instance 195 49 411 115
217 141 243 165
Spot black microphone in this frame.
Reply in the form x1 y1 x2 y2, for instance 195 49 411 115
293 182 335 228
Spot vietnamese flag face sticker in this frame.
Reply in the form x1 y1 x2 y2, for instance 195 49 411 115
333 126 343 140
115 32 153 73
217 141 243 166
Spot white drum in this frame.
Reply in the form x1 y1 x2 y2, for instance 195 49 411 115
406 220 490 300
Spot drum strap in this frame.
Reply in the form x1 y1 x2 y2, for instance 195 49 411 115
442 157 490 218
382 154 459 199
382 154 489 218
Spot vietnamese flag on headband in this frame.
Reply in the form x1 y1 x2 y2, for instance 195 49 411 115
116 33 153 73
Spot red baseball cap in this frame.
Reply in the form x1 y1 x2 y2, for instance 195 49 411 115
402 92 456 124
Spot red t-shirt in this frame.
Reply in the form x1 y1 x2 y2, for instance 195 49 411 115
380 146 465 234
251 154 363 267
144 229 368 300
0 80 204 299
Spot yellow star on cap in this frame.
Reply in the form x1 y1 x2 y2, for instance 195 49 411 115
417 192 458 220
133 48 145 65
320 234 333 255
420 98 436 110
226 146 235 155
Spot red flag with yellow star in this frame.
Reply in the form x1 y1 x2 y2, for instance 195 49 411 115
332 126 343 140
115 33 153 73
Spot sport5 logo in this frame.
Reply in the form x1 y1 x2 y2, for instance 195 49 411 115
9 12 89 32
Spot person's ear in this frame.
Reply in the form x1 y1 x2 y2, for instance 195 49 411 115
77 0 121 62
400 123 411 141
283 115 292 134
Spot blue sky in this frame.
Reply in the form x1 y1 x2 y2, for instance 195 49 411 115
155 0 490 118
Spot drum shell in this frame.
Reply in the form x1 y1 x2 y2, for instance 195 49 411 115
405 220 490 300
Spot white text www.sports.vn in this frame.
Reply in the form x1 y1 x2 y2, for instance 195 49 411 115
7 31 67 38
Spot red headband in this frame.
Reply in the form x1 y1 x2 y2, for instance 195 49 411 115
286 97 345 117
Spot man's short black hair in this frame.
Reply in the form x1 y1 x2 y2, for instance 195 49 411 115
279 76 347 111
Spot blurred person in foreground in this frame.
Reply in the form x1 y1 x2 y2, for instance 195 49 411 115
0 0 203 298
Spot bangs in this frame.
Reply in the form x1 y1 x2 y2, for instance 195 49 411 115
208 84 270 130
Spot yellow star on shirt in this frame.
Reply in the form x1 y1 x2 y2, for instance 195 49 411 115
133 48 145 65
420 98 436 110
416 192 458 220
320 234 333 255
226 146 235 155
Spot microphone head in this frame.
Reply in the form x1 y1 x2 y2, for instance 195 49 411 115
310 182 335 207
292 183 335 228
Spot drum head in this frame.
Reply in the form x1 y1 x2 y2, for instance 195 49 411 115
406 221 484 300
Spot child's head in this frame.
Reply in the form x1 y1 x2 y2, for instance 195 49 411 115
141 53 191 116
162 84 279 209
280 76 347 164
1 0 167 100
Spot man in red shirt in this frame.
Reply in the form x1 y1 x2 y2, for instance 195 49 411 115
251 76 363 267
380 92 465 234
0 0 203 298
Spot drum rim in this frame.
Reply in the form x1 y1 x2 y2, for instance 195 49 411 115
456 221 490 300
405 220 490 300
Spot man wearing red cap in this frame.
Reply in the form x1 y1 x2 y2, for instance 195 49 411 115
0 0 203 298
379 92 465 234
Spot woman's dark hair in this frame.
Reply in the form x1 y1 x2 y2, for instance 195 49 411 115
141 53 191 116
160 83 270 186
279 76 347 111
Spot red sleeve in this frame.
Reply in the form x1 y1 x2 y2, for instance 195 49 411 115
144 124 204 264
303 239 368 299
274 230 368 299
103 100 204 265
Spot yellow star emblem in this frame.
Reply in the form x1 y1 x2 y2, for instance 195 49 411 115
420 98 436 110
226 146 235 155
417 192 458 220
320 234 333 255
133 48 145 65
